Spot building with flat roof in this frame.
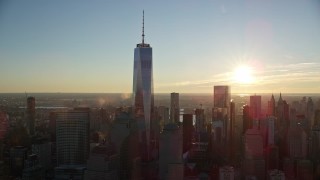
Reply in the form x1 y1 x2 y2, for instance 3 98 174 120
56 108 90 166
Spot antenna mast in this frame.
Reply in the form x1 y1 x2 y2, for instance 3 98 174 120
142 10 145 45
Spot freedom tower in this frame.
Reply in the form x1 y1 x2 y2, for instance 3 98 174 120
132 11 154 161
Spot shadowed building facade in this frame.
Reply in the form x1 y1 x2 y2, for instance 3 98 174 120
56 108 90 166
250 95 261 127
26 96 35 135
170 92 180 124
212 86 230 142
54 108 90 179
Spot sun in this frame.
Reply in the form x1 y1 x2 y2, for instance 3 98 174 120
233 65 255 84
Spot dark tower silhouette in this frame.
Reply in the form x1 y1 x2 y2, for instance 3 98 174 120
229 100 236 162
243 105 252 134
183 114 194 153
26 96 35 135
268 94 276 116
170 92 180 124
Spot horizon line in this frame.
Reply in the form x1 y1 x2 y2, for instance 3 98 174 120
0 92 319 95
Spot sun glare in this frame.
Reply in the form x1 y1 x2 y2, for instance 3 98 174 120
233 65 255 84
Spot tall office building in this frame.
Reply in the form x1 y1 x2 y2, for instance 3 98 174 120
213 86 230 108
183 114 194 153
242 105 252 134
310 125 320 162
132 11 154 160
276 94 290 158
10 146 28 176
244 129 263 159
267 116 275 145
0 111 9 140
287 124 307 159
250 95 261 124
32 141 52 171
268 94 276 116
314 109 320 126
306 97 314 129
84 144 119 180
242 159 265 180
213 86 230 142
170 92 180 124
195 108 205 133
56 108 90 166
283 158 295 179
243 129 265 180
276 93 289 129
265 117 278 171
26 97 35 135
266 145 279 171
159 123 183 179
229 101 236 161
157 106 169 126
296 160 314 180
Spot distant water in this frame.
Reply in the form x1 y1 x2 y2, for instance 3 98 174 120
1 93 319 108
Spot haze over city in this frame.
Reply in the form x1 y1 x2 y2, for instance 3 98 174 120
2 1 320 180
1 0 320 93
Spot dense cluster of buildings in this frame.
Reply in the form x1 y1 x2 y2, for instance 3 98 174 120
0 13 320 180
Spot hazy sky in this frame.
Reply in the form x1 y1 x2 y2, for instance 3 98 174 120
1 0 320 94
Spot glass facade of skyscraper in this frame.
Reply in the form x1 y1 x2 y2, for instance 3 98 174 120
132 42 154 160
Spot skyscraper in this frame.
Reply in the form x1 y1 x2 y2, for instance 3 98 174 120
242 104 252 134
159 123 183 179
277 93 285 129
0 111 9 140
26 96 35 135
170 92 180 124
195 108 205 133
56 108 90 166
132 11 154 161
213 85 230 142
250 95 261 122
314 109 320 126
229 100 236 161
213 86 230 108
183 114 194 153
244 129 263 159
268 94 276 116
267 116 275 145
157 106 169 129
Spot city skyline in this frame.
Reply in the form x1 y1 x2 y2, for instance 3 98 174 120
1 0 320 94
